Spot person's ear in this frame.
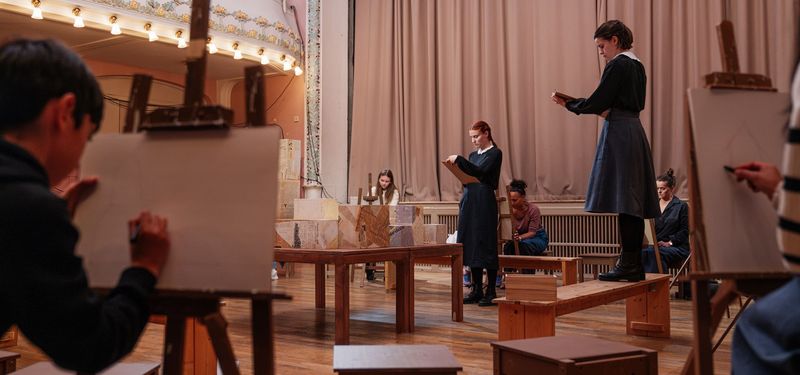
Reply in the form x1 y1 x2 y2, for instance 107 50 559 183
610 36 620 48
53 93 77 132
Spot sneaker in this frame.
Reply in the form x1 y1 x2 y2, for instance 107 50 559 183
495 275 503 288
463 273 471 287
271 268 278 280
463 288 483 304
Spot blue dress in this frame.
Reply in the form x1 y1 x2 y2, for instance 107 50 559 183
455 147 502 269
566 54 659 219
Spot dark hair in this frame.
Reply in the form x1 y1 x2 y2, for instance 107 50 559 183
376 169 396 204
657 168 676 189
0 38 103 134
509 179 527 197
594 20 633 50
470 120 494 143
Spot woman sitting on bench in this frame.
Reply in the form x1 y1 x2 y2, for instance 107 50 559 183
641 168 689 273
504 179 549 257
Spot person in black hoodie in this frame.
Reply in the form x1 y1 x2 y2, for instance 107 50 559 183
0 38 170 373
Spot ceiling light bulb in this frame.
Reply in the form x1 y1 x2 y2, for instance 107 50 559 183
207 39 218 54
294 65 303 76
31 0 42 19
176 31 187 48
144 23 158 42
260 50 269 65
72 8 84 28
281 55 292 71
232 42 242 60
109 16 121 35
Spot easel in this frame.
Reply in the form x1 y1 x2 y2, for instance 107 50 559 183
131 1 289 374
681 21 791 375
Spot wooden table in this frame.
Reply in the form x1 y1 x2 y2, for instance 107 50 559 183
274 244 463 344
333 345 462 374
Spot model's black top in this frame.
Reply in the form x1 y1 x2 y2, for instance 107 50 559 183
655 195 690 251
567 54 646 115
0 139 157 373
455 146 502 190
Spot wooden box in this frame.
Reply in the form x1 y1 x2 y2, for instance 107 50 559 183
492 336 657 375
293 198 339 220
338 205 390 248
423 224 447 244
504 275 557 301
274 220 338 249
278 139 302 180
0 327 16 348
276 179 301 219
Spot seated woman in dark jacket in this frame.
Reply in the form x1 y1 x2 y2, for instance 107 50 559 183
642 168 689 273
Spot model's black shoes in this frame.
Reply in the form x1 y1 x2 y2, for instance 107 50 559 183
478 293 497 306
598 252 645 282
464 287 484 304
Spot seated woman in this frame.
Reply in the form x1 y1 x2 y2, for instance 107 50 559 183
641 168 689 273
366 169 399 281
504 179 549 257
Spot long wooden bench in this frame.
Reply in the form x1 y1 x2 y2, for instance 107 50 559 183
499 255 582 285
495 274 670 340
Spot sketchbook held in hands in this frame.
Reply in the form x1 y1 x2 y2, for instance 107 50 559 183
552 91 576 102
442 160 479 185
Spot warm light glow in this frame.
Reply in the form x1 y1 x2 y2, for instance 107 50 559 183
31 0 42 19
232 42 242 60
281 55 292 71
207 38 218 54
72 8 84 28
176 30 187 48
294 65 302 76
144 23 158 42
109 16 121 35
259 49 269 65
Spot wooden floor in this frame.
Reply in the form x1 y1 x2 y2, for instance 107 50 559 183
9 264 741 374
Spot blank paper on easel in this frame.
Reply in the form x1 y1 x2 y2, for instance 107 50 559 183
74 127 280 293
687 88 789 273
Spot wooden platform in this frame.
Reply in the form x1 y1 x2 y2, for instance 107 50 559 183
495 274 670 340
333 345 461 374
499 255 582 285
6 264 740 374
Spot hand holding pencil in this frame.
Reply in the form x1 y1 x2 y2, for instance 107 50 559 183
725 161 782 199
129 211 170 278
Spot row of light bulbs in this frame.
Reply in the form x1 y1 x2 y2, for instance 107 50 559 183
28 0 303 75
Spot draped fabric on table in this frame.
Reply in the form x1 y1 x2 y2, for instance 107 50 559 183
350 0 798 201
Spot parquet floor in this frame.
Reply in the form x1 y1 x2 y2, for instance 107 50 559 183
9 264 740 374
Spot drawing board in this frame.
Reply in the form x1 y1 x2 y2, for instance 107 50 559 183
687 88 789 273
74 127 280 293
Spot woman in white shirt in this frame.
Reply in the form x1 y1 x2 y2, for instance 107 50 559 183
371 169 400 205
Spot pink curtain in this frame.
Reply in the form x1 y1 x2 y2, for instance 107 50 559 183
351 0 799 201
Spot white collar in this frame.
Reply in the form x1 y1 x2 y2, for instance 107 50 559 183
477 144 494 155
615 51 640 62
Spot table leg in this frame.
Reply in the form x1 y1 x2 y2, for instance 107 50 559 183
315 264 325 309
451 253 463 322
335 263 350 345
561 261 578 286
394 259 410 333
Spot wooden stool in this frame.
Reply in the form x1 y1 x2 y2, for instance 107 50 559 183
0 351 20 375
491 336 657 374
577 252 618 281
10 362 160 374
333 345 462 374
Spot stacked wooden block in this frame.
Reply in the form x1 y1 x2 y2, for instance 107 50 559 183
274 200 449 249
276 139 302 220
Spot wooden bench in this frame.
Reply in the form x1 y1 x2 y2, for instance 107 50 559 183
499 255 582 285
11 362 160 374
495 273 670 340
0 351 20 375
333 345 462 374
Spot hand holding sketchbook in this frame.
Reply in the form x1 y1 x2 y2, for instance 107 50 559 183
553 91 576 102
442 160 479 185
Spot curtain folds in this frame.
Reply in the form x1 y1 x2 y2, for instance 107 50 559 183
351 0 798 201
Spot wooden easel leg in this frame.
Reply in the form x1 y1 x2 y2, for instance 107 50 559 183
163 315 187 375
202 313 240 375
690 279 713 375
251 298 274 375
315 264 325 309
